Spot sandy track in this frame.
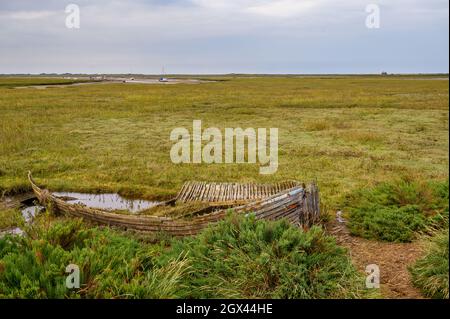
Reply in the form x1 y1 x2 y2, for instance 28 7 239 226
328 216 424 299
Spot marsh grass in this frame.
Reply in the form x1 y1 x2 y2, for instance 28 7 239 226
0 75 447 299
344 178 449 242
0 209 22 230
0 76 448 211
0 215 189 298
410 229 449 299
158 215 371 298
0 214 370 298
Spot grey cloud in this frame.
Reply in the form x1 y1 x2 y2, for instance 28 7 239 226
0 0 448 73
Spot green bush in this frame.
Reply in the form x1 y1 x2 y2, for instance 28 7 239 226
0 215 368 299
345 179 448 242
0 218 187 298
348 205 427 242
410 229 449 299
158 215 367 298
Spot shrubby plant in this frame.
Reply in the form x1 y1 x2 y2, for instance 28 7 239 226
344 179 448 242
410 229 449 299
0 214 367 299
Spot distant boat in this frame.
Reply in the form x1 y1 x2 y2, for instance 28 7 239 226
159 66 168 82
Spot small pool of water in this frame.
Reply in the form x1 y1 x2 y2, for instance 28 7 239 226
0 227 24 238
53 192 161 213
21 205 44 222
0 193 162 238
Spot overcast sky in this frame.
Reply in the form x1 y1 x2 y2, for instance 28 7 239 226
0 0 448 74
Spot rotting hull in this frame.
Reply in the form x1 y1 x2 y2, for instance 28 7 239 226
28 172 320 236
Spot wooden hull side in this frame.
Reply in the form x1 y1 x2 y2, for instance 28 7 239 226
28 173 319 236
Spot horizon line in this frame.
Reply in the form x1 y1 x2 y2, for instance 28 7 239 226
1 72 449 76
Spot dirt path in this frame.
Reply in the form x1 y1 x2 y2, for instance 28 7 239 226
327 215 424 299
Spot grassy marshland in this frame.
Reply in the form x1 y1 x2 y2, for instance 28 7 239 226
0 75 448 298
0 76 448 207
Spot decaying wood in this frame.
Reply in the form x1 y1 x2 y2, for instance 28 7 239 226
175 181 300 203
28 172 320 236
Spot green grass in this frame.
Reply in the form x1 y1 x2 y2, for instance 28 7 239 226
410 229 449 299
0 216 188 298
0 209 22 230
344 179 448 242
0 76 448 209
0 214 368 298
157 214 369 298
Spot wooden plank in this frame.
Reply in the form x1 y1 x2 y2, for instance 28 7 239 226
185 181 195 201
176 182 188 201
178 181 188 201
29 172 320 237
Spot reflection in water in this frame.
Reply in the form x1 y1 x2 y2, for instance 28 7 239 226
0 227 24 238
0 192 161 238
53 192 160 213
21 205 44 222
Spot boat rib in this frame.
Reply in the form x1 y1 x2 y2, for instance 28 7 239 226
28 172 320 236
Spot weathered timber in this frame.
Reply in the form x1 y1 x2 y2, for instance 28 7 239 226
28 172 320 236
175 181 301 204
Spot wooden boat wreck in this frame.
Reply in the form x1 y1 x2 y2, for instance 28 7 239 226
28 172 320 236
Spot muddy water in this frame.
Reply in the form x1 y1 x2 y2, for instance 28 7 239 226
0 192 161 237
0 227 24 237
52 192 160 213
21 205 44 221
0 204 44 238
